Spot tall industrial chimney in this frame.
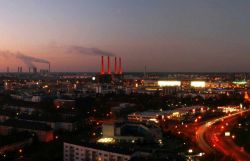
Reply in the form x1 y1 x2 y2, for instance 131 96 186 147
107 56 111 74
18 67 20 73
119 57 122 74
48 63 51 73
114 57 117 74
101 56 105 75
33 67 37 73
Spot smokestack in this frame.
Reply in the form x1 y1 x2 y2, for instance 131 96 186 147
29 67 31 73
18 67 20 73
101 56 104 75
33 67 37 73
114 57 117 74
119 57 122 75
7 67 9 73
107 56 111 74
48 63 51 73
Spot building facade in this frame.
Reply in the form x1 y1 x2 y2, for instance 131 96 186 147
64 142 131 161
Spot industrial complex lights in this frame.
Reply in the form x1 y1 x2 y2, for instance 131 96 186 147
158 81 181 87
190 81 206 88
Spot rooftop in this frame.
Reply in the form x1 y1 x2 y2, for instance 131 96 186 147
65 141 136 155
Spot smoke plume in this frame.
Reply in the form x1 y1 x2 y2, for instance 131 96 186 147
50 44 115 56
16 53 50 67
0 50 50 68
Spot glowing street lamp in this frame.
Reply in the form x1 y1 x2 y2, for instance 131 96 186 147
188 149 193 154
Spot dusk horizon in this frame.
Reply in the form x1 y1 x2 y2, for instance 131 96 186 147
1 0 250 72
1 1 250 161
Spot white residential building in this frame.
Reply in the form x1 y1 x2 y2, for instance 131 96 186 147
64 142 132 161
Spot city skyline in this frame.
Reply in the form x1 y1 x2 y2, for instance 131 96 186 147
0 0 250 72
1 1 250 160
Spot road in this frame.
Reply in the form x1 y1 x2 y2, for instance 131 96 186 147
196 109 250 161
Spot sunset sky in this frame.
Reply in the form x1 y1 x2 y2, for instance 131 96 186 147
0 0 250 72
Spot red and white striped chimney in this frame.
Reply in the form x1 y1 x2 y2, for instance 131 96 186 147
107 56 111 74
101 56 105 75
119 57 122 74
114 57 117 74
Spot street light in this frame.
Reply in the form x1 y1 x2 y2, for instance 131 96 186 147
198 152 205 157
188 149 193 154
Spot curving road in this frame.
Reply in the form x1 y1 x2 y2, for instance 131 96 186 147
196 121 215 154
196 109 250 161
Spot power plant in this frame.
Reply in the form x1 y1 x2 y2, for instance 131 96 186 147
100 56 123 75
99 56 123 83
4 62 50 74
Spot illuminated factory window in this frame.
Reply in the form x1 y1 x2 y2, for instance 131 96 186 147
190 81 205 88
158 81 181 87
